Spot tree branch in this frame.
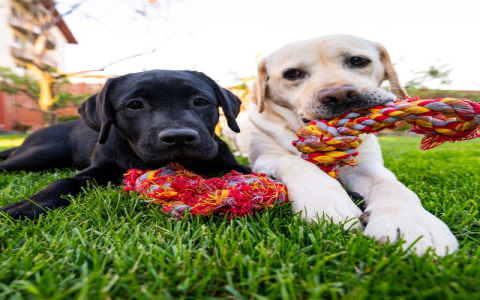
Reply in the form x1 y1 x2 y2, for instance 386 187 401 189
64 30 183 77
0 82 38 100
47 1 86 29
34 0 90 31
65 48 157 77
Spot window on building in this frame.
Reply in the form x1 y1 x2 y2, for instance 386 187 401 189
11 7 21 19
13 33 25 48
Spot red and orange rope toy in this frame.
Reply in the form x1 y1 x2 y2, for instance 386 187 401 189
123 163 288 218
293 97 480 178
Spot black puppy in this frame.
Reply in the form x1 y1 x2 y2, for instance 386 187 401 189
0 70 251 219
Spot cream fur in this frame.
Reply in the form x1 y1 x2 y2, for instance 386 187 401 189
248 34 458 256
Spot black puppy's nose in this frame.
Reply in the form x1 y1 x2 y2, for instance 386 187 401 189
318 84 360 104
158 129 199 145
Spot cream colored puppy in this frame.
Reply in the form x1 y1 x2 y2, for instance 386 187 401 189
248 34 458 256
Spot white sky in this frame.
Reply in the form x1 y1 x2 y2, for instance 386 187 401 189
58 0 480 90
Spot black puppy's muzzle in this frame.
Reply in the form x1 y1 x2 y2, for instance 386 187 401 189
136 127 217 162
158 129 199 146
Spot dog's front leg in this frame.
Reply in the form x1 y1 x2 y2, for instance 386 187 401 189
0 177 88 219
253 153 363 229
338 134 458 256
0 165 122 220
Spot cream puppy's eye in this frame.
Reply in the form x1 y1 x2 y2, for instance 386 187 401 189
283 69 305 80
348 56 371 68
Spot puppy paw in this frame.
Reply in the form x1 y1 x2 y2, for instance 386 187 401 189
362 205 458 256
0 199 45 220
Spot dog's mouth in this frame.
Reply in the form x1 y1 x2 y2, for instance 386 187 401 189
166 148 218 162
300 87 396 121
135 142 219 163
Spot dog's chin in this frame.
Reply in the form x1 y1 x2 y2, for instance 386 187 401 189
135 145 219 164
299 107 353 121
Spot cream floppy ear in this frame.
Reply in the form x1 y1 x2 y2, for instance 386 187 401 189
376 43 408 98
251 58 268 113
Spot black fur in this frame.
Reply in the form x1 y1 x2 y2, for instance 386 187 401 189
0 70 251 219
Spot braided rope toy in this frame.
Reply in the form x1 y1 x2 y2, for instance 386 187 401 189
293 97 480 178
123 163 288 218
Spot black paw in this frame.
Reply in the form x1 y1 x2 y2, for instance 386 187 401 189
0 200 48 220
0 178 83 220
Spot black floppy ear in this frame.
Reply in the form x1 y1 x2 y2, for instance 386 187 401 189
216 88 241 133
78 77 116 144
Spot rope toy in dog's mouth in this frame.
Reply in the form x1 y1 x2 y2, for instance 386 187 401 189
293 97 480 178
123 163 288 218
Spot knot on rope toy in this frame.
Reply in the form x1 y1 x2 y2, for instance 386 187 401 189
124 163 288 218
293 97 480 178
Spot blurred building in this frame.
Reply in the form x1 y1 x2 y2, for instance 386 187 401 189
0 0 77 72
0 0 77 131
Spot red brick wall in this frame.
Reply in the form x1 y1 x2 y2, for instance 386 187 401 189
53 83 104 120
0 92 44 131
55 105 80 119
61 82 103 95
0 83 103 132
0 93 6 132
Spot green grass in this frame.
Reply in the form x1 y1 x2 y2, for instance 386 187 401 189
0 134 28 151
0 135 479 299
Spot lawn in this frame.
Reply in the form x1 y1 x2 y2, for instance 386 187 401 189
0 135 479 299
0 134 28 151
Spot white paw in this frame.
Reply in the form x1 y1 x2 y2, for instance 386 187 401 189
361 205 458 256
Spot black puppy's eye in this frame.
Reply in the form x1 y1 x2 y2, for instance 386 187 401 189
194 98 209 107
126 101 144 109
283 69 305 80
348 56 371 68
